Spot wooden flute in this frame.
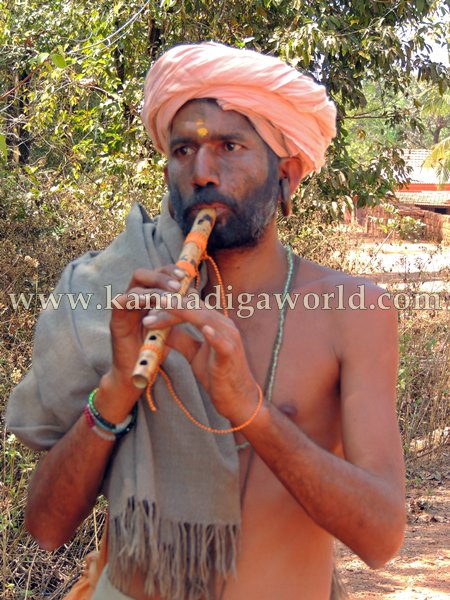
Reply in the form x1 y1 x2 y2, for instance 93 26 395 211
132 207 217 389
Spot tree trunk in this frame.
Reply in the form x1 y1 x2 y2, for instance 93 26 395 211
432 116 445 145
7 70 32 164
114 19 132 126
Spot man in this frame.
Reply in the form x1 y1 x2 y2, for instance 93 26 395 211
7 42 405 600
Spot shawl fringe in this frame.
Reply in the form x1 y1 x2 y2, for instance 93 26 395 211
108 499 239 600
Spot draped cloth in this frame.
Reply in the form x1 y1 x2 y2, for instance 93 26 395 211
6 200 240 600
141 41 337 178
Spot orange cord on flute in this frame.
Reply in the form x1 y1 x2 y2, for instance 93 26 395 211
203 252 228 318
184 230 209 250
175 259 197 279
147 370 264 434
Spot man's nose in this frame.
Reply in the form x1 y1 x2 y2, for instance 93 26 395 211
192 147 219 188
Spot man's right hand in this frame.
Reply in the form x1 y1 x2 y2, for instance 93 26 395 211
25 264 186 550
95 265 187 423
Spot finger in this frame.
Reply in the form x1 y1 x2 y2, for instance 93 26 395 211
142 308 183 329
158 294 232 330
112 288 171 313
158 296 238 360
133 265 188 284
159 301 238 362
164 327 211 389
201 323 237 362
164 326 204 364
127 265 187 294
144 295 240 365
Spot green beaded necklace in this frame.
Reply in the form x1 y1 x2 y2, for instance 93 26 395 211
236 245 295 452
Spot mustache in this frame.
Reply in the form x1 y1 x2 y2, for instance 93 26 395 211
182 188 238 219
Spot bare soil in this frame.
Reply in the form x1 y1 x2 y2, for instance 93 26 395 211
336 449 450 599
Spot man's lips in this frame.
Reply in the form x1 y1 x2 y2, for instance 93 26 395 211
190 203 231 221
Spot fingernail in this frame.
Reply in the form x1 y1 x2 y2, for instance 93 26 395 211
173 268 186 279
168 279 181 291
143 315 158 326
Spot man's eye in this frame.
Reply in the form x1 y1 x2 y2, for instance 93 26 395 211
174 146 193 157
224 142 241 152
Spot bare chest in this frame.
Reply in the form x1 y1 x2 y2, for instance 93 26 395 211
233 301 341 452
221 305 339 598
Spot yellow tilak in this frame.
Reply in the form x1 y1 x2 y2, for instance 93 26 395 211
196 118 208 137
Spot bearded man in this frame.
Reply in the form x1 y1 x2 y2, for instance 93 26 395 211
7 42 405 600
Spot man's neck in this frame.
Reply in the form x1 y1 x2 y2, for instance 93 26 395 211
204 225 288 297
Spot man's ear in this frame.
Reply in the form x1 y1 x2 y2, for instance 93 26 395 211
278 157 304 195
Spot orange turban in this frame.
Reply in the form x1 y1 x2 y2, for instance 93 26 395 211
141 42 336 178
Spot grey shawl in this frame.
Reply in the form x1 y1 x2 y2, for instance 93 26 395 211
6 202 240 599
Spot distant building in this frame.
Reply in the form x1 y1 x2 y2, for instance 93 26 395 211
354 149 450 243
396 149 450 216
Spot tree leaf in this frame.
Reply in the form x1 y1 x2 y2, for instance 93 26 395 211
0 133 7 160
50 53 67 68
36 52 50 64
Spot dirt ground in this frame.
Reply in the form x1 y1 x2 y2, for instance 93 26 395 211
336 449 450 599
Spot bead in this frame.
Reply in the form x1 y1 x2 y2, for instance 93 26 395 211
86 389 137 439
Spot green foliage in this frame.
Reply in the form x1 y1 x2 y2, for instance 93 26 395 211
0 132 6 159
0 0 449 221
425 135 450 182
420 88 450 181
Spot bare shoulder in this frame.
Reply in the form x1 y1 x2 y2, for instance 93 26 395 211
292 255 398 355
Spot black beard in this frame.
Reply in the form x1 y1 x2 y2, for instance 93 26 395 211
168 166 279 251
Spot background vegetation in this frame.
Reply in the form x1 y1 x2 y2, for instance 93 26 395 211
1 0 449 597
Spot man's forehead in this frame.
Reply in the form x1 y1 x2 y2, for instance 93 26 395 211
170 98 258 138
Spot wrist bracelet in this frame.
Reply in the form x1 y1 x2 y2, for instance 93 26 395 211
83 406 116 441
85 388 138 439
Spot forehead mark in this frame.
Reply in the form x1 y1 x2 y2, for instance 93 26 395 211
196 118 208 137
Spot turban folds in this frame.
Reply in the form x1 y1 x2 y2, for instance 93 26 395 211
141 42 337 178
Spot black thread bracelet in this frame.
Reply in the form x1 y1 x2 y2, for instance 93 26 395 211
87 388 138 439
